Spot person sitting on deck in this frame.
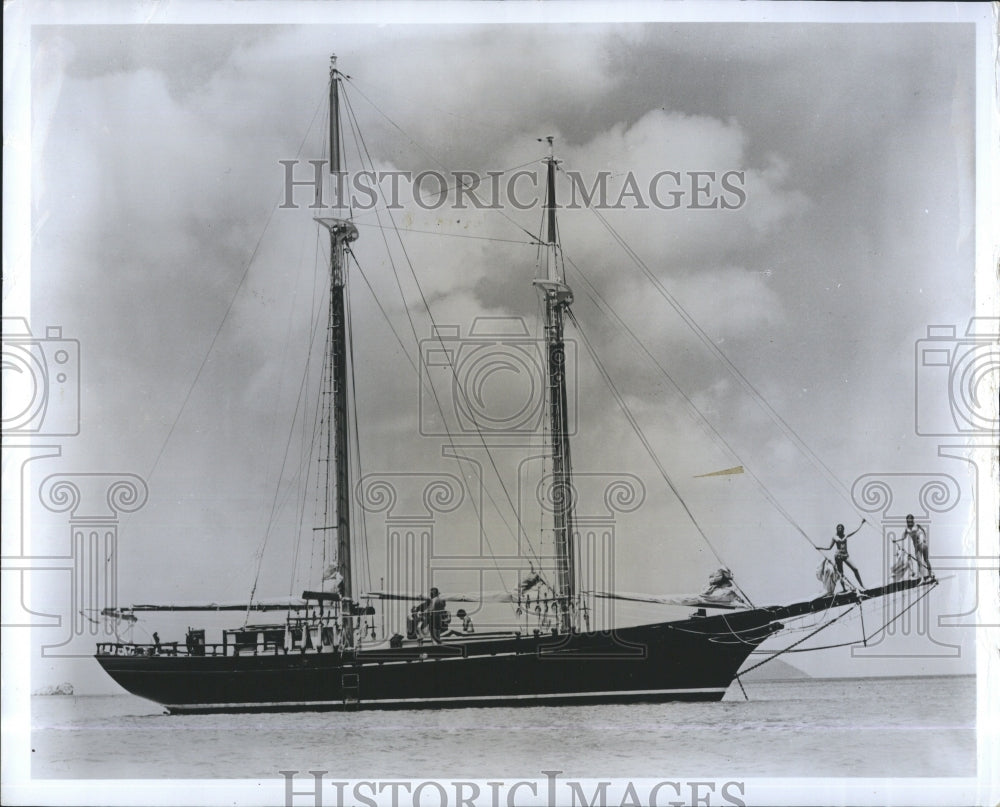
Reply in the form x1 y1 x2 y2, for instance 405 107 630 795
443 608 474 637
410 587 448 643
815 520 866 592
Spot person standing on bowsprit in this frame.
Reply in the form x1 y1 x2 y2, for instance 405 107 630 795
897 513 935 581
816 520 866 592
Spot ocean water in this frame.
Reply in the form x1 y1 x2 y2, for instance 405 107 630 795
30 676 975 780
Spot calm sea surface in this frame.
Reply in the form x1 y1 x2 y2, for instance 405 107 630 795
31 676 974 780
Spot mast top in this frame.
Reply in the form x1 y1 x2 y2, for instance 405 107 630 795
538 135 559 164
539 135 562 272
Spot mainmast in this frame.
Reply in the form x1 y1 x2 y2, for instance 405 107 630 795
318 55 359 605
533 138 577 633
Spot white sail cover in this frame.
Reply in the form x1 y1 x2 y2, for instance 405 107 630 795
591 568 749 610
891 549 914 582
816 558 839 595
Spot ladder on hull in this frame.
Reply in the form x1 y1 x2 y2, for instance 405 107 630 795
340 648 360 710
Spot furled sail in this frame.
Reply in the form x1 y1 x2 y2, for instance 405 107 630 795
117 597 311 612
363 590 563 604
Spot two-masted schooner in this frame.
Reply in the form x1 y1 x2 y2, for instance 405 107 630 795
95 57 933 714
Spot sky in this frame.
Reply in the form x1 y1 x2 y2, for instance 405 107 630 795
4 14 992 698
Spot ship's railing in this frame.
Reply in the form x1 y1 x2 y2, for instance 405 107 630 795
94 640 347 658
96 642 189 657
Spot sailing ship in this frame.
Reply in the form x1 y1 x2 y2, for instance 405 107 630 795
94 57 934 714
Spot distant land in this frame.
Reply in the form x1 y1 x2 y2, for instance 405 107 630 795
739 659 811 681
32 682 75 696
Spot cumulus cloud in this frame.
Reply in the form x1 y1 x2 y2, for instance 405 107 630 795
26 21 975 616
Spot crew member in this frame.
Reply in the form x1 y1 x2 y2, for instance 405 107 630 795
411 587 448 643
816 520 866 592
897 513 934 580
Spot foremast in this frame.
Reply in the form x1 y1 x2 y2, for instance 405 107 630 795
533 139 577 634
317 55 359 607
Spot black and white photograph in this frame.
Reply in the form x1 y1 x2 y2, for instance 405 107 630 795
3 2 997 806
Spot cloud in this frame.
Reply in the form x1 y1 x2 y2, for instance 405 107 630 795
25 22 975 625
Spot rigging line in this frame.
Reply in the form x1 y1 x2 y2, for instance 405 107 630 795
350 237 561 580
531 255 552 583
341 77 544 246
738 603 858 678
246 175 331 617
341 164 544 246
583 200 867 522
750 583 937 658
290 230 328 595
341 88 419 363
858 595 868 646
341 75 465 174
246 324 320 621
344 269 374 593
343 74 536 193
341 88 548 583
141 87 328 491
343 74 521 141
530 294 557 596
809 528 866 596
347 158 544 221
888 528 940 575
852 581 936 646
347 243 546 588
340 88 537 585
352 221 540 246
304 282 337 589
346 247 419 377
562 252 817 547
292 304 336 595
566 307 754 605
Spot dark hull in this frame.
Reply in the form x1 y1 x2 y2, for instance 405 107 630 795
96 610 781 714
95 579 930 713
